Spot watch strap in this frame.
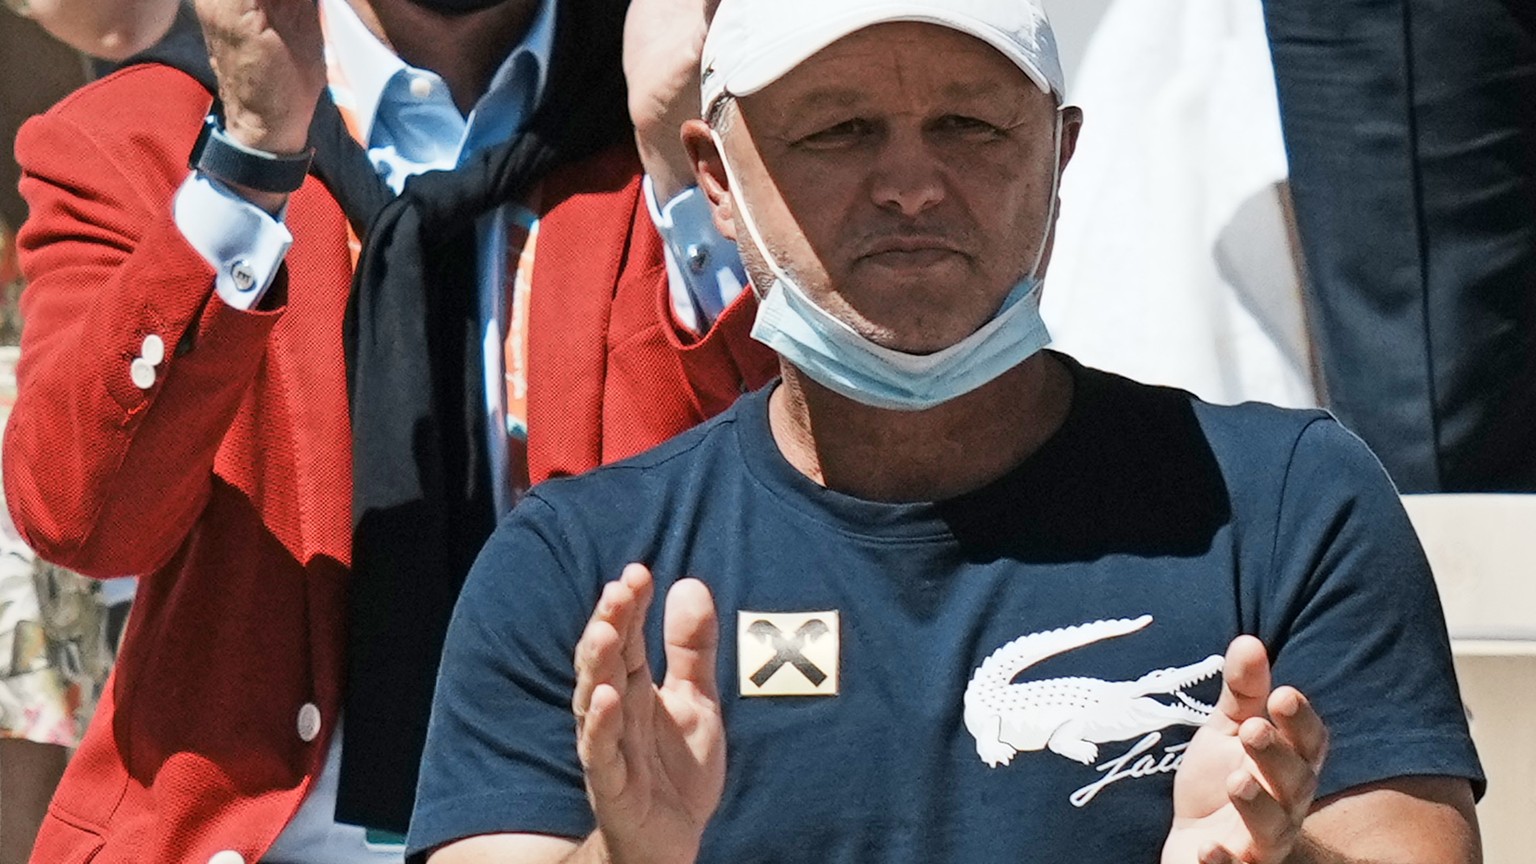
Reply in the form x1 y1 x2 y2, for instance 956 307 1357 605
190 114 314 195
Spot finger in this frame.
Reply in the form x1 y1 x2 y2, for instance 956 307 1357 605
1227 767 1301 862
1269 687 1329 770
574 615 626 723
617 563 656 676
1240 717 1318 815
574 621 634 801
1214 636 1272 728
579 683 629 802
612 566 660 790
573 582 625 727
662 578 720 702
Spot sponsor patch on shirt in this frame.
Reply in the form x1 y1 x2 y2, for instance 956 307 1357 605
737 611 839 697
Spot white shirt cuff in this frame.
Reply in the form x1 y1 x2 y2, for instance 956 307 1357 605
644 176 748 334
173 173 294 310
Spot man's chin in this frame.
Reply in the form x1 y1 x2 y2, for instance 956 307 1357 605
847 314 992 356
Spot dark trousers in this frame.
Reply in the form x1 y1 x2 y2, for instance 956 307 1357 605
1263 0 1536 492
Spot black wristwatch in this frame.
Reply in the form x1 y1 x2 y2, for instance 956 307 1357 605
189 113 313 195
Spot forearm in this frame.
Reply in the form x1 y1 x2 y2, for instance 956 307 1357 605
9 111 285 573
6 240 282 573
1287 834 1370 864
1288 778 1482 864
560 831 700 864
1286 833 1478 864
560 834 611 864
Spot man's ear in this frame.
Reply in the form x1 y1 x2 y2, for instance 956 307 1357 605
1058 105 1085 173
682 118 738 242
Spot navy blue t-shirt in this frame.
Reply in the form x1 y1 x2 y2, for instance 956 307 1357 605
408 358 1482 862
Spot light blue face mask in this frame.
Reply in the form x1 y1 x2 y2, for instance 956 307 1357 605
714 112 1063 412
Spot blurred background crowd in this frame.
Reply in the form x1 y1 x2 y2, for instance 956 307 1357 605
0 0 1532 862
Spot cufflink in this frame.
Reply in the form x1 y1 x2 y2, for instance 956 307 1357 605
230 260 257 293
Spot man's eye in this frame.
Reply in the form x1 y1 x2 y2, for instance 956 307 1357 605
934 115 1005 138
796 119 875 148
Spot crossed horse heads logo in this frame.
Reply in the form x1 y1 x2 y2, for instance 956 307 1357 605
738 612 840 696
746 618 831 686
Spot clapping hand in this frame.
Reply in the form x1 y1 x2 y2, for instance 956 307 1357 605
573 564 726 864
1164 636 1330 863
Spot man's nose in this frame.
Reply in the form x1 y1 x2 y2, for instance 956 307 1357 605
869 134 946 218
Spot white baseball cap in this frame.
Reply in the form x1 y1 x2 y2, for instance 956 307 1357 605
701 0 1066 119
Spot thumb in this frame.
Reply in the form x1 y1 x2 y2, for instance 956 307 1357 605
1213 635 1272 729
662 578 720 702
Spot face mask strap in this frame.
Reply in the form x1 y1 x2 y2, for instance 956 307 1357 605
709 126 802 296
1025 107 1066 283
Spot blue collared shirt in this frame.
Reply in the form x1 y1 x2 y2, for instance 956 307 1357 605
323 0 552 190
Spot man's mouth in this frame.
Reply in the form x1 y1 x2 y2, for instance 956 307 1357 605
861 235 963 255
862 247 960 268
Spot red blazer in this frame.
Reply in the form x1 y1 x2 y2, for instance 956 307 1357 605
5 64 775 864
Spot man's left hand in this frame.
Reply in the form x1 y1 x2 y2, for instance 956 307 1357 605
623 0 719 201
1164 636 1329 864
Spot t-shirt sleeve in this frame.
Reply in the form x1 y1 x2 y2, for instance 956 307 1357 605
1258 418 1484 801
406 496 599 860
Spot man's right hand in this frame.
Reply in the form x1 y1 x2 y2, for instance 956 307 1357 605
573 564 726 864
193 0 325 155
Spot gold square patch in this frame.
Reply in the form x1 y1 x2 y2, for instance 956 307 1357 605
737 611 839 697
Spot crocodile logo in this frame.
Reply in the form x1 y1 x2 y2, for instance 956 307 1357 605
963 615 1222 768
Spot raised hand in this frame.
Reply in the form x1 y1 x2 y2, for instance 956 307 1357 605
622 0 721 200
574 564 726 864
193 0 326 155
1164 636 1329 864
